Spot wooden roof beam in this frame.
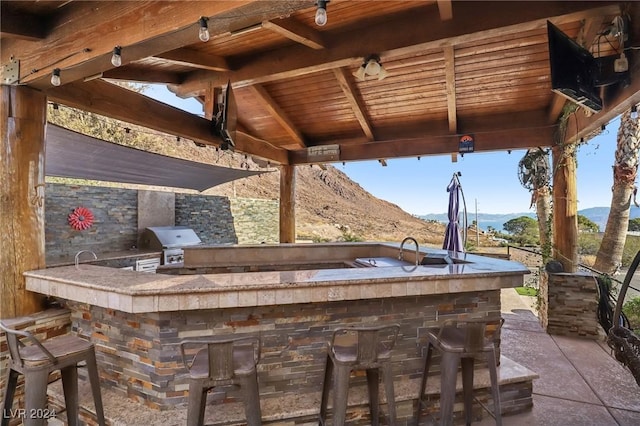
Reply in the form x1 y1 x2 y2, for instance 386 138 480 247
332 68 375 141
247 84 306 148
46 79 289 165
437 0 453 21
172 2 621 97
290 122 555 164
262 18 326 50
101 66 182 84
154 48 231 72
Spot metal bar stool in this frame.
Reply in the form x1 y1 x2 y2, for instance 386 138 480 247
180 336 262 426
319 324 400 426
415 318 504 426
0 321 106 426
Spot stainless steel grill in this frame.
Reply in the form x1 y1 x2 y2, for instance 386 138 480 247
140 226 202 265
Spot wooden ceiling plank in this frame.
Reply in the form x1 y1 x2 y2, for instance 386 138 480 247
1 7 47 40
6 1 313 89
154 48 230 72
173 2 620 96
46 79 289 164
437 0 453 21
443 46 457 133
332 68 375 141
247 84 306 148
261 18 326 50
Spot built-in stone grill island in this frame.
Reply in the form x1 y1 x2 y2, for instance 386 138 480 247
24 242 536 423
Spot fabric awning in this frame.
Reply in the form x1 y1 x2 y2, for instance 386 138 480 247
45 124 267 192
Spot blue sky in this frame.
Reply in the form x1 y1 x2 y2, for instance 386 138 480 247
143 84 621 215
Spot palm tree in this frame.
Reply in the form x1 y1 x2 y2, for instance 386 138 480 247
518 148 552 262
594 108 640 274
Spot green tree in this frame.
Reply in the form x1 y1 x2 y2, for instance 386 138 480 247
629 218 640 231
503 216 539 246
578 215 599 233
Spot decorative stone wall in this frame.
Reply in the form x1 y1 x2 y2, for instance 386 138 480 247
0 309 71 422
63 290 502 411
45 184 280 260
542 272 600 339
175 194 238 244
45 184 138 260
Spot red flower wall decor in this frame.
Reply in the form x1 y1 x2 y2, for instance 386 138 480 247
68 207 94 231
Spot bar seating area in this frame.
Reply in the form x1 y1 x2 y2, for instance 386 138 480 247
3 289 639 425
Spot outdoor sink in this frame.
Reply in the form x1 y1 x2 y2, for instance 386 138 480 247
353 257 413 267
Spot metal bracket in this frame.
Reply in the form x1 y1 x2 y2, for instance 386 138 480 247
1 59 20 84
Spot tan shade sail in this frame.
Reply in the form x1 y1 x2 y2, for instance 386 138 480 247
45 124 267 192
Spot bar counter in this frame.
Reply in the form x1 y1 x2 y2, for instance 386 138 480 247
23 243 531 418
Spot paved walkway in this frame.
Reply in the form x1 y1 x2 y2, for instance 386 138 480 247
481 289 640 425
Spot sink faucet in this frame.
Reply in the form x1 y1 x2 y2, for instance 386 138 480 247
75 250 97 269
399 237 419 266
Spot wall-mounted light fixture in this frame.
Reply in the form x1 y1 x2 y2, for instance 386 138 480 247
315 0 329 26
353 55 388 81
199 17 210 42
51 68 61 86
111 46 122 67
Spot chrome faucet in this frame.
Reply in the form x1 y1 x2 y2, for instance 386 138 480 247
399 237 419 266
75 250 97 269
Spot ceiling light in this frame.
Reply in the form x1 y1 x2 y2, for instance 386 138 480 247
111 46 122 67
315 0 329 26
51 68 61 86
199 17 210 42
353 55 388 81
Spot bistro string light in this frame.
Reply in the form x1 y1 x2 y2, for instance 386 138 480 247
315 0 329 26
51 68 61 86
111 46 122 67
199 17 210 42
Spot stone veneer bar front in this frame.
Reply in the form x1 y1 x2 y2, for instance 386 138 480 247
23 242 530 420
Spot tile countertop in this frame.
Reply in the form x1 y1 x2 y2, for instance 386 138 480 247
24 249 529 313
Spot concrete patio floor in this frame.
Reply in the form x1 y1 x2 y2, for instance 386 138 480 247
477 289 640 426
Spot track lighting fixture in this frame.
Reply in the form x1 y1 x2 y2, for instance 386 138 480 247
199 17 210 42
353 55 388 81
111 46 122 67
51 68 61 86
315 0 329 26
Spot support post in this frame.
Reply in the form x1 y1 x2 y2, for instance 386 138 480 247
551 142 579 272
1 85 47 318
279 164 296 243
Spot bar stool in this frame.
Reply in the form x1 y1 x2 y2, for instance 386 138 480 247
415 318 504 426
180 336 262 426
319 324 400 426
0 321 106 426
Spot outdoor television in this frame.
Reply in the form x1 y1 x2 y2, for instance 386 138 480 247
547 21 603 113
212 80 237 150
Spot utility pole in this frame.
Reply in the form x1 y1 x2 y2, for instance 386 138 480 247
475 198 480 246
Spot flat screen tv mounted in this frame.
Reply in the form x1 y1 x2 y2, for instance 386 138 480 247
547 21 602 113
212 80 237 150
